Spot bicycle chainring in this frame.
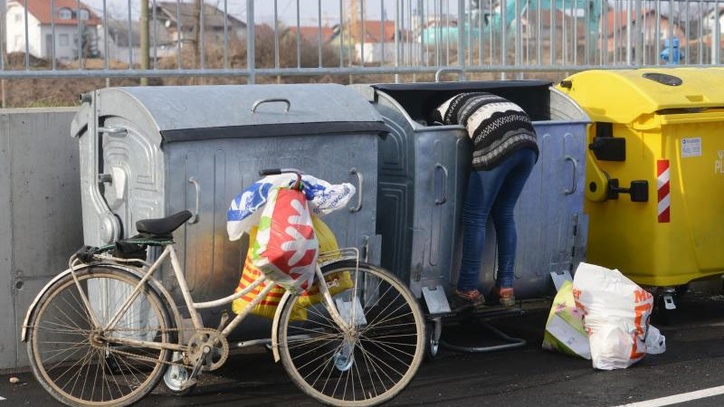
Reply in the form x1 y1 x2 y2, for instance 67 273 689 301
184 328 229 371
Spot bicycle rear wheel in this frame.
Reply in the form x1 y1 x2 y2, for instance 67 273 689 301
26 265 174 407
278 261 425 406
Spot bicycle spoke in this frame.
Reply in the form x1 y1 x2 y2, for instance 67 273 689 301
279 261 424 405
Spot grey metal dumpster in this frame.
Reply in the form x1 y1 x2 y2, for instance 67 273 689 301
70 84 387 339
352 81 590 313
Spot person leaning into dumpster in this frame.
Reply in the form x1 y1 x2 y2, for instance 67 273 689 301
430 92 539 309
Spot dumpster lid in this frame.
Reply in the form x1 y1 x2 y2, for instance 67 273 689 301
371 80 553 122
557 68 724 124
82 84 387 143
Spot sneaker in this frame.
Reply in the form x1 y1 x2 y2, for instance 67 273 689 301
497 287 516 307
449 289 485 312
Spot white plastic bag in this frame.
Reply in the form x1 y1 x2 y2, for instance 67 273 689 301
572 262 655 370
227 174 356 241
646 325 666 355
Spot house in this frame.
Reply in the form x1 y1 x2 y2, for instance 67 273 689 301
604 9 685 53
347 20 412 64
151 2 247 48
286 25 338 45
703 6 724 34
96 20 175 65
518 9 589 46
5 0 102 60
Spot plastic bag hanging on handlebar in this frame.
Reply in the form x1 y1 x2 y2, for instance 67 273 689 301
226 174 356 241
232 216 353 321
250 185 318 292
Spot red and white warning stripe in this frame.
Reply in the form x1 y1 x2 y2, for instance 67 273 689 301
657 160 670 223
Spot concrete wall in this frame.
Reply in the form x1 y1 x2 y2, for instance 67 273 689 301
0 108 82 370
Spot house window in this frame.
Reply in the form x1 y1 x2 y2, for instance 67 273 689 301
58 8 72 19
59 34 69 46
14 13 22 22
79 9 90 20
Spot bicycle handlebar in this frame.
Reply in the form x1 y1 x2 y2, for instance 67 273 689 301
259 168 303 176
259 168 303 190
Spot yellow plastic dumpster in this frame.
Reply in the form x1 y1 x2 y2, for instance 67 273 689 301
556 68 724 293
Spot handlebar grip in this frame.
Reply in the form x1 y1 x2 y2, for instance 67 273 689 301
259 168 282 176
259 168 303 176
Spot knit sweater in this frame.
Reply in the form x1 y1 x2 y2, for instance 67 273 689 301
432 92 539 170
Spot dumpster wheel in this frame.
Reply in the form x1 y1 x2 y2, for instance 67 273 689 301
425 318 442 360
652 287 680 326
163 352 197 396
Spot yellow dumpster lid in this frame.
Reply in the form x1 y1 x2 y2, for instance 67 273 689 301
556 68 724 124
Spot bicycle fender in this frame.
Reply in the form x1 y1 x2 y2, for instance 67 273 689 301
21 263 182 343
21 268 75 342
270 290 295 363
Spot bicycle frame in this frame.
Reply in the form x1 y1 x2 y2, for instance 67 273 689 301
53 243 355 360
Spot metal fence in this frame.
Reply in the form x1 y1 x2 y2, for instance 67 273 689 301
1 0 724 83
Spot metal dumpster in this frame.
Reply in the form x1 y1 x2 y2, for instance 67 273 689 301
556 68 724 307
352 81 590 313
70 84 387 339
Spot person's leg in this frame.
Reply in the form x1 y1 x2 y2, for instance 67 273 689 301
489 148 537 290
457 166 507 293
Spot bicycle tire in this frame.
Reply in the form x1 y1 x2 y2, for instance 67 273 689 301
26 265 174 407
278 261 425 406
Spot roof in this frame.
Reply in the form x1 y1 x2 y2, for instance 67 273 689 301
9 0 101 26
287 26 338 44
153 2 246 30
352 20 399 43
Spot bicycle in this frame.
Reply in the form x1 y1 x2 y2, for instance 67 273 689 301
21 169 426 407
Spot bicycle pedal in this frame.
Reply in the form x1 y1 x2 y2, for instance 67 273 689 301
178 378 198 391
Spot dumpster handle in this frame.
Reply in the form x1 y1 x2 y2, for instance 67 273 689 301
435 68 465 82
349 168 363 212
98 126 128 137
250 98 291 113
188 177 201 224
434 163 448 205
564 155 577 196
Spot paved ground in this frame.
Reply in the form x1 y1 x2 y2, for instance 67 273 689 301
2 286 724 407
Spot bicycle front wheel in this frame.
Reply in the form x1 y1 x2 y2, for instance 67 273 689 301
26 265 174 407
278 261 425 406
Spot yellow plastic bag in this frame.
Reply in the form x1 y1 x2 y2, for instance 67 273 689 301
232 215 353 321
541 280 590 360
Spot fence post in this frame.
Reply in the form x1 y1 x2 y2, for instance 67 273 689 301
246 0 256 84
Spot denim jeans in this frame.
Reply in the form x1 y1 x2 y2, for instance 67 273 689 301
457 148 537 292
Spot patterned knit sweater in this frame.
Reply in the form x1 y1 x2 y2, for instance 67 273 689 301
432 92 539 170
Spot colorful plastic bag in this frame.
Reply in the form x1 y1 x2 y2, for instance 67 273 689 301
232 216 353 321
542 280 591 360
250 185 318 292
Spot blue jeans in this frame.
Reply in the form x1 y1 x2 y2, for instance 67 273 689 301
457 148 537 292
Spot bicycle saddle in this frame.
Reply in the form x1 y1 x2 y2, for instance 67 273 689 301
136 210 192 236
